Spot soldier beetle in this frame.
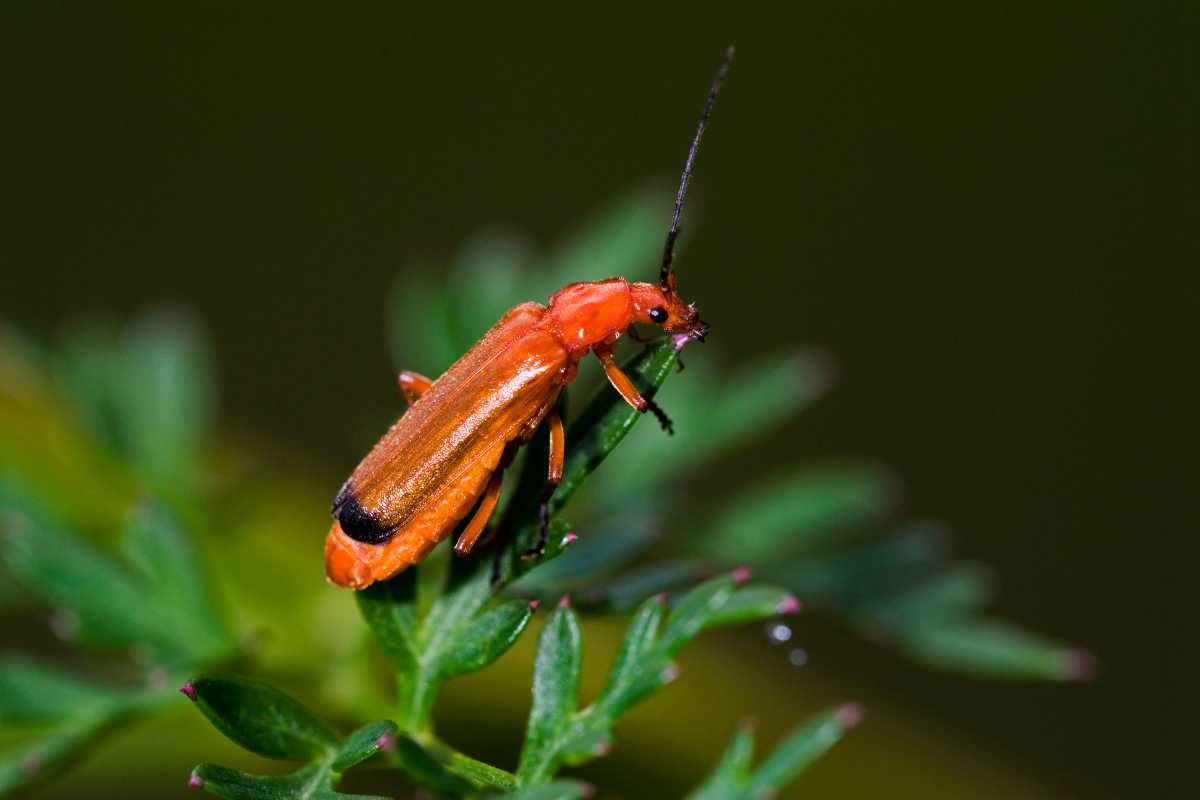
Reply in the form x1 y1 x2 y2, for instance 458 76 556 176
326 48 734 589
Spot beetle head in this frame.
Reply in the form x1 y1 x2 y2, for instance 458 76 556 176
629 282 709 341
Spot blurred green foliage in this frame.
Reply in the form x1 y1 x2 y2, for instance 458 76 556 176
0 191 1088 797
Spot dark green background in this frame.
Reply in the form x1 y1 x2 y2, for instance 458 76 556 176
2 3 1189 797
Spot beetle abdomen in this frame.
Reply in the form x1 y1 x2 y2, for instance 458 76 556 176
325 440 507 588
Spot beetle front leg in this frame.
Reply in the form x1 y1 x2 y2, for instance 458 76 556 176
594 347 675 435
398 370 434 407
522 408 565 559
455 468 504 556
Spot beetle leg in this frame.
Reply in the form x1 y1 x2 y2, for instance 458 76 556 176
398 370 434 407
522 409 565 559
594 347 675 435
454 469 504 556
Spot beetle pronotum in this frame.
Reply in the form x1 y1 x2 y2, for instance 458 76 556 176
326 48 734 589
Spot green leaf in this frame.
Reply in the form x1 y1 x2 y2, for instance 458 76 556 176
186 678 338 760
1 483 174 655
0 711 117 795
190 762 389 800
110 313 214 493
500 780 594 800
707 584 800 629
390 733 517 792
706 467 897 565
118 501 234 661
550 341 681 518
435 599 533 679
597 352 832 498
685 723 755 800
748 706 861 791
0 658 125 724
355 571 420 679
593 596 665 717
901 621 1095 681
516 601 582 783
574 559 705 613
331 720 397 772
687 706 862 800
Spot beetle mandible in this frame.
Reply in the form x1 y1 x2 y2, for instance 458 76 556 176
326 48 733 589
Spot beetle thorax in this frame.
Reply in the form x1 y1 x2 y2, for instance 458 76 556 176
546 278 634 354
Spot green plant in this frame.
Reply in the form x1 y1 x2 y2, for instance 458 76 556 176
0 189 1090 798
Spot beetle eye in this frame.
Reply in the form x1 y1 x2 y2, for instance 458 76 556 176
649 306 668 323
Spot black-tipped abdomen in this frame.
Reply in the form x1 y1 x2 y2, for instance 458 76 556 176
332 487 395 544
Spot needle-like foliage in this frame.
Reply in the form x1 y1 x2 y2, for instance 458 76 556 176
0 189 1091 798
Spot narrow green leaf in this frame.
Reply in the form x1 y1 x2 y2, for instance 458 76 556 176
111 313 213 492
686 723 755 800
768 522 947 606
517 602 582 783
863 564 994 630
190 762 389 800
501 779 594 800
595 596 665 717
659 574 738 653
385 733 516 792
509 512 659 592
747 705 862 791
707 467 897 565
599 352 832 497
332 720 397 772
355 571 420 678
551 341 681 517
186 678 338 760
707 584 800 629
434 599 533 679
0 487 181 657
576 559 705 613
0 658 124 724
901 621 1095 681
0 711 117 794
118 501 233 661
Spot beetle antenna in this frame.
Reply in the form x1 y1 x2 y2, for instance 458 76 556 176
660 45 734 293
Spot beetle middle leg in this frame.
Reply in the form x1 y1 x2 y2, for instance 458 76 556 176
522 408 565 559
594 346 675 435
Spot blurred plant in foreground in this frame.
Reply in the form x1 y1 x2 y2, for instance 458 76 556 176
0 189 1091 798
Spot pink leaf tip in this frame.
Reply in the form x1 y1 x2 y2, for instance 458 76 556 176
187 772 203 789
777 594 802 615
558 594 572 609
731 566 752 584
661 663 681 683
179 681 197 701
21 756 40 777
653 591 668 605
579 783 597 798
528 599 541 611
837 702 865 729
562 531 579 545
376 733 396 751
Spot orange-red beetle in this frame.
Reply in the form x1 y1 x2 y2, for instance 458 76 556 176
326 50 733 589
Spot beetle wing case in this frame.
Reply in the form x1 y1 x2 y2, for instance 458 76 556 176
326 302 570 588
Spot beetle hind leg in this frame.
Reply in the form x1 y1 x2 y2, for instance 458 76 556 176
522 408 565 560
454 468 504 556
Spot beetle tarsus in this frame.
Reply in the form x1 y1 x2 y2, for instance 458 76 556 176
645 398 675 435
